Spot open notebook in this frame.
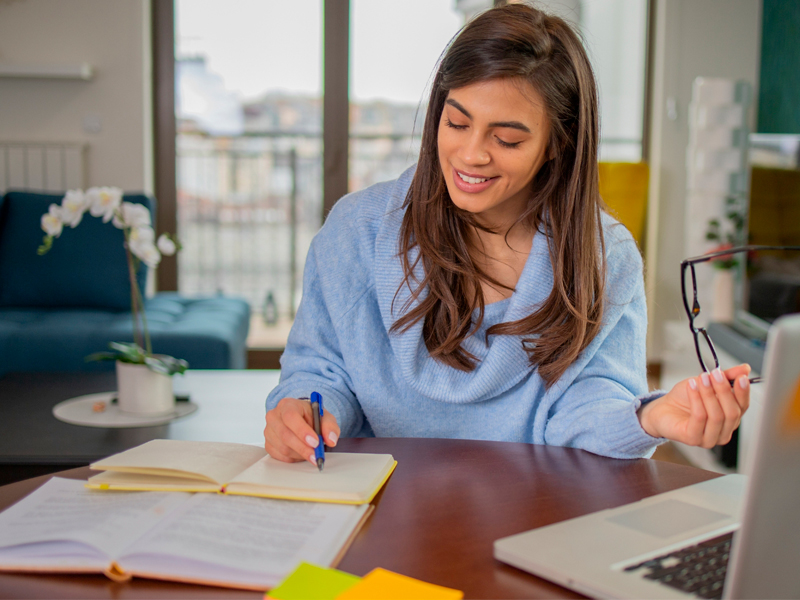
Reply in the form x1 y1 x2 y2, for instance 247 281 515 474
0 477 371 590
88 439 397 505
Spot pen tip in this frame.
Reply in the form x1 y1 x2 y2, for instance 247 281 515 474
317 458 324 472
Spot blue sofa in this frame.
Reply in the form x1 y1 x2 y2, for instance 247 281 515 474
0 191 250 377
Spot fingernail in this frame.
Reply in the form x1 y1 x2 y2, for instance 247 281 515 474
689 378 698 390
305 434 319 448
701 372 711 387
327 431 338 445
712 368 724 383
739 376 749 390
309 453 317 464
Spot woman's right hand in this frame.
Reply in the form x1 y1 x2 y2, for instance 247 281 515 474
263 397 340 464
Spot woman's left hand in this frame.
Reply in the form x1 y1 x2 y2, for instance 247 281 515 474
638 364 751 448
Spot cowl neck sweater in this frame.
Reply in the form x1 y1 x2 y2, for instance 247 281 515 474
267 166 662 458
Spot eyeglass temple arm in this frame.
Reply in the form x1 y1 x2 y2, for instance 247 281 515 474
682 244 800 266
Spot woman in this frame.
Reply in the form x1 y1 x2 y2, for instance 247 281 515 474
264 4 750 463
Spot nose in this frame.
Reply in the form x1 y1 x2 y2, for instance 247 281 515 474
459 131 490 166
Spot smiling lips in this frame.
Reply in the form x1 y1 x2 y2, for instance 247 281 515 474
452 167 497 193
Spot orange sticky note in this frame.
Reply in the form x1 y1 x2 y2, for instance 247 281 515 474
783 377 800 436
335 567 463 600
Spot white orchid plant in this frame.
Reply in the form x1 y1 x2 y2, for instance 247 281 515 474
38 187 188 376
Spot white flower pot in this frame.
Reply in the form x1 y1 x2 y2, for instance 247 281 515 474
116 361 175 415
711 269 735 323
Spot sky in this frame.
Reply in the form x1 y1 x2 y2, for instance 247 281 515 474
176 0 464 105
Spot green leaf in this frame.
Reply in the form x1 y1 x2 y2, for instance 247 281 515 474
108 342 147 362
84 351 119 363
84 342 187 375
144 355 189 376
37 235 53 255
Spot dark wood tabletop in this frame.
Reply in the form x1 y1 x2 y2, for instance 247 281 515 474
0 437 719 599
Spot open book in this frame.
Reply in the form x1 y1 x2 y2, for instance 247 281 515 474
0 477 370 590
87 440 396 504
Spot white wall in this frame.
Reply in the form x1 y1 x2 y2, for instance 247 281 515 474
646 0 762 360
0 0 153 193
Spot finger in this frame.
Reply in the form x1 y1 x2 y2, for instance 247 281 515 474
710 367 743 444
280 405 321 465
321 410 340 447
722 363 751 386
264 436 304 463
685 378 706 445
723 364 752 411
264 413 307 462
697 371 724 448
733 374 751 413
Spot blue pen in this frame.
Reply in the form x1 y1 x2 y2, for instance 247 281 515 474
310 391 325 472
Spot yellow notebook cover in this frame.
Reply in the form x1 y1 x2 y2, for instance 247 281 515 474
87 440 396 505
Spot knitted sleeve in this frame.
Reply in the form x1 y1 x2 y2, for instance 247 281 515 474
542 226 666 458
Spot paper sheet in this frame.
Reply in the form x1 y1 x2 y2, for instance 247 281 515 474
121 493 367 582
0 478 189 560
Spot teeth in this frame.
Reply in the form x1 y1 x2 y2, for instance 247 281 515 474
457 171 489 185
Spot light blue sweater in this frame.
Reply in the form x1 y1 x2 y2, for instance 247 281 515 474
266 166 663 458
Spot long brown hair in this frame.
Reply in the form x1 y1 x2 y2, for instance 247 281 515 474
390 3 606 388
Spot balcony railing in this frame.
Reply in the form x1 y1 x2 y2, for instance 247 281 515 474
176 132 420 346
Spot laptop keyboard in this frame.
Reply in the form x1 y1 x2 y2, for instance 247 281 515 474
623 531 733 599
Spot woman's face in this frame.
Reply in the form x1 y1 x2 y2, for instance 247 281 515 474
437 78 551 229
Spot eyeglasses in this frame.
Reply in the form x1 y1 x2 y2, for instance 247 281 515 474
681 244 800 385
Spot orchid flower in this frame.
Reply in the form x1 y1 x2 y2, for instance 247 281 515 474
60 190 89 228
129 226 161 268
37 189 184 375
87 187 122 223
113 201 152 229
157 233 177 256
41 204 63 237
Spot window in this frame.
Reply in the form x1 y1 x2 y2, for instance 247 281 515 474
349 0 465 191
174 0 322 348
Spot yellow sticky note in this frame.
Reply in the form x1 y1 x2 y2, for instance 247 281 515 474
335 568 463 600
267 562 361 600
783 377 800 436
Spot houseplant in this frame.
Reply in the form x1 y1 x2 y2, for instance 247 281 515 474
38 187 188 414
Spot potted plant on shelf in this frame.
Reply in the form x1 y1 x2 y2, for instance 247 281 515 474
705 195 746 323
38 187 188 415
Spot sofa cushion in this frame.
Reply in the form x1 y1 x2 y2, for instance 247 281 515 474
0 293 250 376
0 191 152 310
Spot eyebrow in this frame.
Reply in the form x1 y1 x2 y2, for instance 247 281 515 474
445 98 532 133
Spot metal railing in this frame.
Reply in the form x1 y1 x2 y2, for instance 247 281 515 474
176 132 420 322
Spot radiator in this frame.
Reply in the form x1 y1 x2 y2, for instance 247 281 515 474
0 142 87 194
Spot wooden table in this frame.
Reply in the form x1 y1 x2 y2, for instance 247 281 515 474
0 438 719 599
0 370 280 485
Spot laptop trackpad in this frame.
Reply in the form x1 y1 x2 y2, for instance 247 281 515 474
607 499 730 538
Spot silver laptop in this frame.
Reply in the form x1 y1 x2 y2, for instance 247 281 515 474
495 314 800 599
